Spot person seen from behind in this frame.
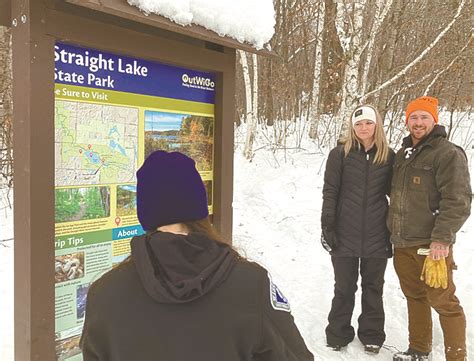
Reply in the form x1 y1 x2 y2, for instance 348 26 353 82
321 105 395 355
80 150 314 361
388 96 471 361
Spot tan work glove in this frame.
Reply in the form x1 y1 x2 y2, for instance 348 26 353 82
420 256 448 289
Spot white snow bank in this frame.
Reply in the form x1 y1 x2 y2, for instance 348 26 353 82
0 187 13 361
127 0 275 49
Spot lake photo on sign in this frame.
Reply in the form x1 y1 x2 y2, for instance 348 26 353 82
144 110 214 171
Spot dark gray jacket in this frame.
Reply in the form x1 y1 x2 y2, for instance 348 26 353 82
387 125 472 248
321 144 395 258
80 231 313 361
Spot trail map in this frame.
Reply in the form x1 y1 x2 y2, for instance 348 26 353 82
55 100 138 186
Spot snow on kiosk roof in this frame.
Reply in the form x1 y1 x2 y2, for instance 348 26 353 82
4 0 275 359
65 0 276 56
128 0 275 51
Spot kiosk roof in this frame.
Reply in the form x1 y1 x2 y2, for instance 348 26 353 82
1 0 275 56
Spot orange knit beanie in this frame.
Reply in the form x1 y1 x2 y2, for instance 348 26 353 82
406 96 438 123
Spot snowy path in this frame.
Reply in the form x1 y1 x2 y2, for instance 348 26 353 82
0 187 13 361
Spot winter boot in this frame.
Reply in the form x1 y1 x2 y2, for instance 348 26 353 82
326 344 345 351
364 345 381 354
393 348 431 360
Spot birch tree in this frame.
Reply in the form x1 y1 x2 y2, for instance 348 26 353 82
246 53 259 158
359 0 393 97
335 0 367 133
239 50 259 160
332 0 395 132
308 0 325 139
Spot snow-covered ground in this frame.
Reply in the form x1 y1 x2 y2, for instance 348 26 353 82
0 187 13 361
0 122 472 360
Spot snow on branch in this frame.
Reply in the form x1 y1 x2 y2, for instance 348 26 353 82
424 34 473 95
287 37 317 63
387 72 436 106
361 0 466 101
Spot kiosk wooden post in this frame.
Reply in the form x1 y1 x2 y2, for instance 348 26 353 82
11 1 56 359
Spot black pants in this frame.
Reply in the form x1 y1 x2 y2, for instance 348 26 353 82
326 257 387 347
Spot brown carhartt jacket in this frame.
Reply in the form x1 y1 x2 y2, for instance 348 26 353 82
387 125 471 248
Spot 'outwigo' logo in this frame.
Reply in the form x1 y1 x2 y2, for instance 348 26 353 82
182 74 215 89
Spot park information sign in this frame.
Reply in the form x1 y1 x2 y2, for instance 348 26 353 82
53 42 216 360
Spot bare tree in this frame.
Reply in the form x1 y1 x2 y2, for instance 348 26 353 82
308 0 326 139
361 0 467 102
0 26 13 187
359 0 393 97
239 50 260 160
335 0 369 133
423 34 472 96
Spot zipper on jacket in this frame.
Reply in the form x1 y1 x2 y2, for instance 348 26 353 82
362 152 370 255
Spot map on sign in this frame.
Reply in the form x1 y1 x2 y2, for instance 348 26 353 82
55 100 138 186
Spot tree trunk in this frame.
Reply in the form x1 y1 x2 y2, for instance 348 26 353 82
336 0 366 134
244 53 259 159
308 0 326 139
377 0 402 123
360 0 393 97
239 50 258 160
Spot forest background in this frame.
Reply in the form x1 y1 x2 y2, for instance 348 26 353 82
1 0 473 184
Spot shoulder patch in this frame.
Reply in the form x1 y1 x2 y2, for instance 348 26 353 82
267 273 291 312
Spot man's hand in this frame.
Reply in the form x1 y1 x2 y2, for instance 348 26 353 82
430 241 450 260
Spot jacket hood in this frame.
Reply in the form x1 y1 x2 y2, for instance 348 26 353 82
131 231 237 304
402 124 447 149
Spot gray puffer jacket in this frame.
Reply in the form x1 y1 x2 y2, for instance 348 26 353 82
321 144 395 258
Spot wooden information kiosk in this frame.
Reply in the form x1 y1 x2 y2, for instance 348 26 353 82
0 0 271 359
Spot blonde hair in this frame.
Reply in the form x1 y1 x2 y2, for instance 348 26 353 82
342 105 389 165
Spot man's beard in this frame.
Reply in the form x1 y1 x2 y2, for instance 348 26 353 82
411 126 428 139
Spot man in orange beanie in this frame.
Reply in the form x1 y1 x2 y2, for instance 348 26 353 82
405 96 439 124
388 96 471 361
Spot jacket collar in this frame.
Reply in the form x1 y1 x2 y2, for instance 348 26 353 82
350 141 377 154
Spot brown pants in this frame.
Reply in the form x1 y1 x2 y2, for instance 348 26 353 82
394 246 466 361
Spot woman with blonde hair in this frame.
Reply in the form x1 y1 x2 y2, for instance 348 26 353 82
321 105 395 354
